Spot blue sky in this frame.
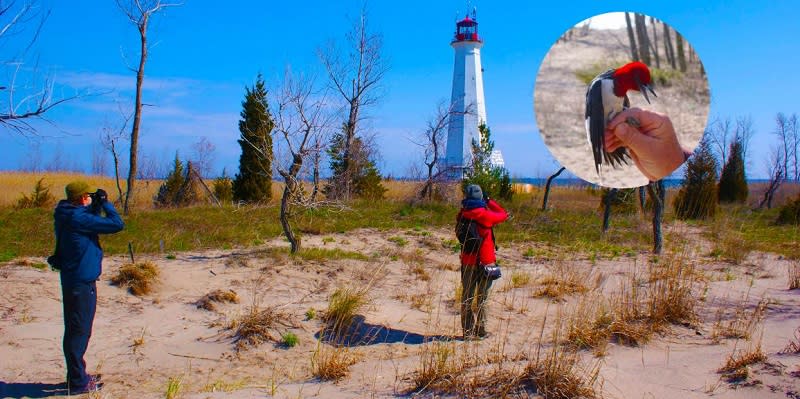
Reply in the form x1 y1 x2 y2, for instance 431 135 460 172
2 0 799 179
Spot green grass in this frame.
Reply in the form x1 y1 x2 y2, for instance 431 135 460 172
2 190 797 262
281 331 299 347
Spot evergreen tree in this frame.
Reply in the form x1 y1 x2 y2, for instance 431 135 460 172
324 124 386 200
717 138 748 203
233 74 274 203
673 138 718 219
155 152 185 207
462 123 513 200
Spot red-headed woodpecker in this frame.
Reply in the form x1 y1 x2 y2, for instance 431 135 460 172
585 61 657 174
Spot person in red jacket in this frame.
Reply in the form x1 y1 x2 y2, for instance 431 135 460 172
457 184 508 339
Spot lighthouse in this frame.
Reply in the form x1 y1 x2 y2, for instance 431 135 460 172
444 9 487 179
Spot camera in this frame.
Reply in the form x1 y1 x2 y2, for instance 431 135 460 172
88 189 108 214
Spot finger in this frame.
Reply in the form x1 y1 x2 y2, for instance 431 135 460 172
628 150 657 181
607 108 644 131
611 121 659 152
605 132 623 152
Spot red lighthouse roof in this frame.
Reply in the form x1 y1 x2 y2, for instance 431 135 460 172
452 10 481 43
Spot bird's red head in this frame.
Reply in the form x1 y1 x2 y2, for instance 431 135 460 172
612 61 652 97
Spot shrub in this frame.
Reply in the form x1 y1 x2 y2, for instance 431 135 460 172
213 170 234 204
776 194 800 225
718 139 748 203
462 124 513 200
110 261 160 296
673 138 718 219
16 178 55 209
281 331 298 347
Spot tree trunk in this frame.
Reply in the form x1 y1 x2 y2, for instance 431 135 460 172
124 19 149 215
634 13 651 65
280 184 300 253
625 13 639 61
110 139 124 204
676 31 687 72
649 16 660 68
602 188 617 233
541 167 565 211
663 22 676 69
647 181 665 254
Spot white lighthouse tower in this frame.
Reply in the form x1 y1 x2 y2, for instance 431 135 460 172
445 9 487 179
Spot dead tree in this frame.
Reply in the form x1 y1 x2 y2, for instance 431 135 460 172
634 13 651 65
271 71 333 253
675 31 687 72
624 12 639 61
100 109 133 204
541 167 565 211
759 147 784 209
0 1 78 135
663 22 676 69
116 0 181 214
318 6 387 200
649 16 660 68
415 102 473 201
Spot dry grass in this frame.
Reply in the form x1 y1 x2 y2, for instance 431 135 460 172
711 297 767 341
196 289 240 311
789 262 800 290
533 263 590 300
407 263 431 281
110 261 160 296
311 342 359 381
779 327 800 355
411 341 462 391
718 344 767 382
229 305 293 351
322 286 371 334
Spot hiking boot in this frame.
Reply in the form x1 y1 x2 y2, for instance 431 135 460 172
69 378 103 395
477 331 491 340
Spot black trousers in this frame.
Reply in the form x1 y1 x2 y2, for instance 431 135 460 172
61 281 96 388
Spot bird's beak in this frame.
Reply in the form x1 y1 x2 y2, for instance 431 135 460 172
635 75 657 104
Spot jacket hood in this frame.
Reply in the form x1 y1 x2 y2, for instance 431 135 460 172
55 200 81 223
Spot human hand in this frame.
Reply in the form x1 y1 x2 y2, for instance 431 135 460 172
95 188 108 203
605 108 688 181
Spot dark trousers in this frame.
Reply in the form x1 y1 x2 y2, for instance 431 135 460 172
61 281 97 388
460 265 491 337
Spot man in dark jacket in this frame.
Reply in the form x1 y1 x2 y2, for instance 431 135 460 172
457 184 508 340
53 181 124 394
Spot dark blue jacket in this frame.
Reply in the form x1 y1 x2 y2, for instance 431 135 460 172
53 200 124 285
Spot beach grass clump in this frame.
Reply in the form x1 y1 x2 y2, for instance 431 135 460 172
165 376 182 399
322 286 370 333
410 341 462 392
230 305 292 351
196 289 240 311
779 327 800 354
533 264 589 301
717 345 767 382
110 261 160 296
711 298 767 341
311 342 358 381
789 262 800 290
281 331 299 348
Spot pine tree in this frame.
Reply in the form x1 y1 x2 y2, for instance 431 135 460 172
324 124 386 200
717 138 748 203
155 152 185 207
673 138 718 219
233 74 274 203
462 123 513 200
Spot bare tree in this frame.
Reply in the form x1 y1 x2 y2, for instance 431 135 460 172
759 145 784 209
707 116 732 169
91 144 108 176
191 136 216 178
634 13 651 65
116 0 181 214
21 140 42 171
734 115 755 166
541 166 565 211
675 31 687 72
1 1 78 135
774 113 797 183
649 16 660 68
663 21 676 69
414 101 472 201
624 12 638 61
271 71 334 253
318 6 387 200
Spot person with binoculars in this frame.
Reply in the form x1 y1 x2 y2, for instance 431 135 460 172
51 180 124 394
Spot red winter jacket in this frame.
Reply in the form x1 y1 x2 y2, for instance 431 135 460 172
457 199 508 267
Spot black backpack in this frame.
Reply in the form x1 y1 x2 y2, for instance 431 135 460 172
455 216 483 254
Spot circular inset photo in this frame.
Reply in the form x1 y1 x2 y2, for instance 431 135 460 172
534 12 710 188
